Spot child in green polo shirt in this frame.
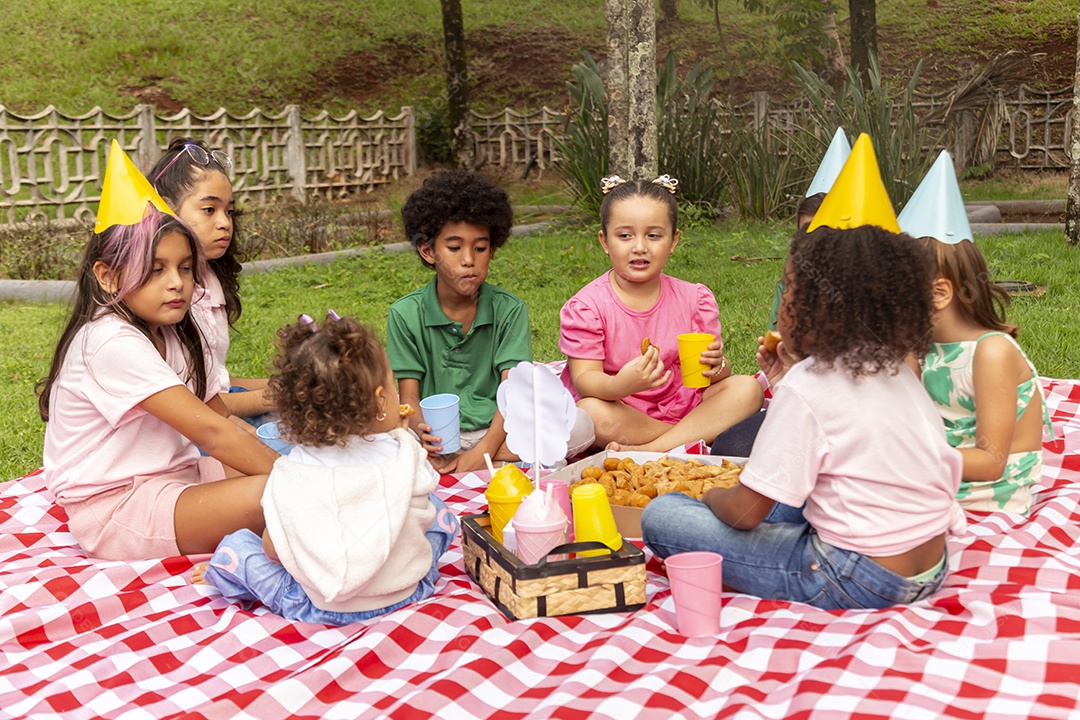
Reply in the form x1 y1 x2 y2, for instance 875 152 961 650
388 171 592 474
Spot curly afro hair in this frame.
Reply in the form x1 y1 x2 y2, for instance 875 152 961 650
268 314 389 447
781 225 935 379
401 170 514 269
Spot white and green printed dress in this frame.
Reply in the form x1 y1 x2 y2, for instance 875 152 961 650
922 332 1053 515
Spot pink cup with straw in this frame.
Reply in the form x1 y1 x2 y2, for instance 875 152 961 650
665 551 724 636
540 479 574 542
513 485 568 564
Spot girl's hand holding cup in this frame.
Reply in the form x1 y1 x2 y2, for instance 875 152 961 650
699 340 729 380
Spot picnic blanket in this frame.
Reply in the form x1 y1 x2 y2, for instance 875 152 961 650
2 378 1079 720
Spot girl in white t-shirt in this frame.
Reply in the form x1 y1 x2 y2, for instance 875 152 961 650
150 137 271 422
39 212 278 561
193 314 458 624
642 225 965 610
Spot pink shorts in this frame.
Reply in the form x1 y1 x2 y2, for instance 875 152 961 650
58 457 226 561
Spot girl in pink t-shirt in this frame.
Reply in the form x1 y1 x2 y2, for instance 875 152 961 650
150 137 272 423
642 225 964 610
39 211 278 561
559 176 763 451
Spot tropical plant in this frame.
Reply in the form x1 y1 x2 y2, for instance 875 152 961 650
558 50 732 218
793 51 939 209
722 119 812 221
555 50 609 218
656 52 729 211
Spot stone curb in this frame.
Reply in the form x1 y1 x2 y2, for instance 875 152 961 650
0 221 559 303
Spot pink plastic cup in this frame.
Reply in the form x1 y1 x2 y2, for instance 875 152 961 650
514 517 568 564
540 479 574 542
665 551 724 636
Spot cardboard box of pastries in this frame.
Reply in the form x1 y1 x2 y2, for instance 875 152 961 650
544 451 748 538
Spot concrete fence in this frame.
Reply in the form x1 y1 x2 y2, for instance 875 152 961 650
1 82 1073 226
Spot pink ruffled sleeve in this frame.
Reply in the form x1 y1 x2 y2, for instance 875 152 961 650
559 296 606 361
693 283 724 350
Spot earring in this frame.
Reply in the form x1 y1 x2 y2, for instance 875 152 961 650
376 411 387 421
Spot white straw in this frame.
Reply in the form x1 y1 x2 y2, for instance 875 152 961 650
483 452 496 476
533 365 542 488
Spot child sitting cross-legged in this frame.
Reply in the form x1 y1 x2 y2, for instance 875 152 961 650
643 138 965 610
194 313 459 625
642 225 965 610
560 175 763 452
388 170 594 473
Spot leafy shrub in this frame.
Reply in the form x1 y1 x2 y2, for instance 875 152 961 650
557 50 731 219
0 222 84 280
554 50 609 219
722 118 812 221
793 52 940 210
414 95 454 165
656 52 728 213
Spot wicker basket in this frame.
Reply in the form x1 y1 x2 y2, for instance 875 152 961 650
461 514 647 621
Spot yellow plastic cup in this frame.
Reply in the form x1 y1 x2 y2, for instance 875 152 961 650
571 484 622 557
485 464 534 544
678 333 716 388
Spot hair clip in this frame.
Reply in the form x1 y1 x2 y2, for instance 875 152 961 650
652 175 679 194
327 309 341 321
298 314 318 333
600 175 628 195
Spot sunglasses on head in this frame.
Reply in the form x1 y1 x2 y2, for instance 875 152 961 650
154 143 233 183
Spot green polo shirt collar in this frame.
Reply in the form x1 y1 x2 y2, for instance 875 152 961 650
420 277 494 333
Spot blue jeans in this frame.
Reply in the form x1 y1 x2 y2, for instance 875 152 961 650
710 409 766 457
641 492 947 610
204 495 459 624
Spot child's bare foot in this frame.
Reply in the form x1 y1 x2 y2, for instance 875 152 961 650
191 563 210 585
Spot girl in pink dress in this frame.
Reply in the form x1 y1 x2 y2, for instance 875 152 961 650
559 176 763 452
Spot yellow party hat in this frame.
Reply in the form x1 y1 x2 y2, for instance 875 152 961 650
806 133 899 234
94 140 175 233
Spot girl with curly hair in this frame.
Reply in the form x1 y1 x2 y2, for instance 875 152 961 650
150 137 272 424
642 225 965 610
195 313 459 624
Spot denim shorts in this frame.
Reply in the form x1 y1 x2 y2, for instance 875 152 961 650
641 492 947 611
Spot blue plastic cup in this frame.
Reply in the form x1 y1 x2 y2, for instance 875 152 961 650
420 393 461 454
256 421 295 455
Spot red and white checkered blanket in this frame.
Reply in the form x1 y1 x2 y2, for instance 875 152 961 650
3 378 1079 719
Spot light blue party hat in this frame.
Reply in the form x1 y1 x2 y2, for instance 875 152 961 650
805 127 851 196
897 150 973 244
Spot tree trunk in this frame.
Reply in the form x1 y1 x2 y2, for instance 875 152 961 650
606 0 658 180
659 0 679 25
823 4 846 89
848 0 877 86
1066 1 1080 245
441 0 471 168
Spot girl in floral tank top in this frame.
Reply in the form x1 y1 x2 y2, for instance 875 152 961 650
919 238 1053 515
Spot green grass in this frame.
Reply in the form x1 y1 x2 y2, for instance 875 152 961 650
4 221 1079 481
0 0 1073 116
960 171 1068 202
